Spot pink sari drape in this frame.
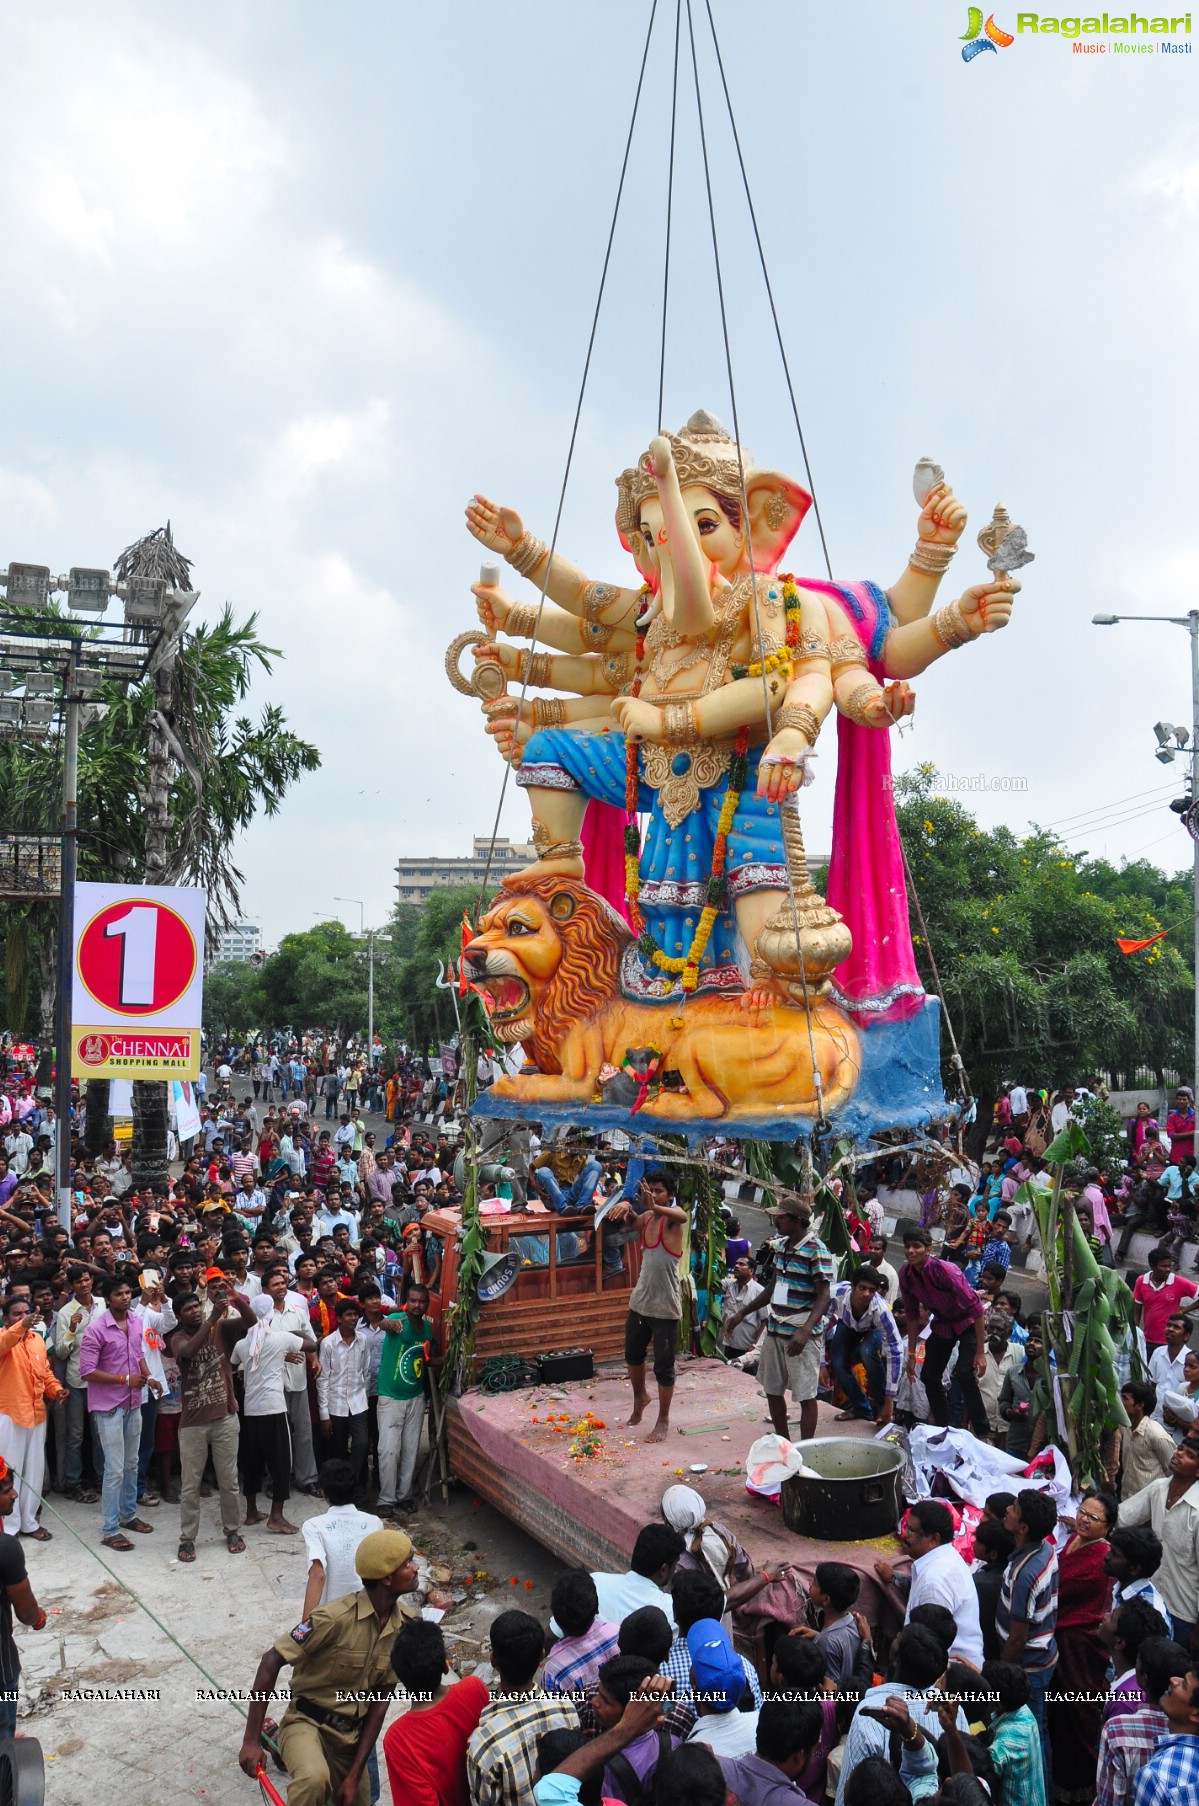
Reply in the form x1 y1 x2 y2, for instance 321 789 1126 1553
581 799 632 924
800 578 925 1022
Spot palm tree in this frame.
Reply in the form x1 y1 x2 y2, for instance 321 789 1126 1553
112 525 320 1188
0 529 321 1188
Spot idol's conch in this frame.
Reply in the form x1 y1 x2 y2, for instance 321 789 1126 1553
462 873 859 1123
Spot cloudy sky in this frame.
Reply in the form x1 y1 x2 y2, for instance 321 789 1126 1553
4 2 1197 945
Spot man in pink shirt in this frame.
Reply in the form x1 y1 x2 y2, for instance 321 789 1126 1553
79 1277 160 1551
1133 1249 1199 1353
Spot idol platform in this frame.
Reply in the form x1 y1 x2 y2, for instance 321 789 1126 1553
446 1357 904 1628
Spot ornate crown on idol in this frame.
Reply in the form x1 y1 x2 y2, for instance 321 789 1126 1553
614 409 752 541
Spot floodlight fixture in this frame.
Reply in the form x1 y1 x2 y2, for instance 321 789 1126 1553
4 564 51 609
66 567 111 613
123 576 167 623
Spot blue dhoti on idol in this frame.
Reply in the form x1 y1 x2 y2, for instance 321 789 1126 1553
518 726 787 1004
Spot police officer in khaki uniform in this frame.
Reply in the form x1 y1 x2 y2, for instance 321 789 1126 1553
239 1528 418 1806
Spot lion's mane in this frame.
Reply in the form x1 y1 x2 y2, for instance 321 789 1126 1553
499 874 632 1075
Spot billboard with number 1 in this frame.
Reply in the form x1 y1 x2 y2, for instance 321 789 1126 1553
71 883 206 1078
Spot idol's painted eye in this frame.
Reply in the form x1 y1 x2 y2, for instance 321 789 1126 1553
697 515 718 535
507 918 533 936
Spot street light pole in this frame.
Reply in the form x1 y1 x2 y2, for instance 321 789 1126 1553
364 931 375 1054
334 897 371 1051
1093 608 1199 1107
54 646 80 1232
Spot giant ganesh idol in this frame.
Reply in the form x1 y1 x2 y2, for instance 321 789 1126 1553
446 411 1024 1135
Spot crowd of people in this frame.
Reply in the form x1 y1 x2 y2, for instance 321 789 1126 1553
3 1033 1199 1806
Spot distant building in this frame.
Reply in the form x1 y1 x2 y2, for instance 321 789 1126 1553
395 836 536 907
215 918 263 964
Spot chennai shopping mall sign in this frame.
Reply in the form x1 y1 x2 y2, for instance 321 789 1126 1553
71 883 205 1079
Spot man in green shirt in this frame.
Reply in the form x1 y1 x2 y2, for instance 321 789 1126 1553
376 1284 439 1515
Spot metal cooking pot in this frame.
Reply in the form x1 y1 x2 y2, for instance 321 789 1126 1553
779 1437 905 1542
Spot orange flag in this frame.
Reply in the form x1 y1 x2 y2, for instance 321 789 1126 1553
1117 931 1168 955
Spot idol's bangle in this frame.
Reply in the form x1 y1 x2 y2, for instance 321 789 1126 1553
930 599 974 653
506 532 550 578
907 538 957 577
663 701 698 745
505 602 538 639
531 696 566 730
520 650 552 688
775 703 821 744
829 635 868 677
842 682 882 726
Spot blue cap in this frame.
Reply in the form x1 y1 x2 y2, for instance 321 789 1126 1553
685 1617 744 1712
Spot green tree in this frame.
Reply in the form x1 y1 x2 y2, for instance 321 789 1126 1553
203 962 267 1038
894 766 1194 1131
392 886 479 1054
258 921 369 1035
0 551 320 1187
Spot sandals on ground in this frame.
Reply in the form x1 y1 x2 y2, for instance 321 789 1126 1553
102 1534 135 1552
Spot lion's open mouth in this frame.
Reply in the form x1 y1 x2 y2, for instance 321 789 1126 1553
484 975 531 1021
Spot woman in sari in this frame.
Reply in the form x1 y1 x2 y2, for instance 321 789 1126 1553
1047 1488 1116 1804
660 1483 793 1617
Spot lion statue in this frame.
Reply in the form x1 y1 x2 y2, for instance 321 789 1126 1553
463 874 860 1122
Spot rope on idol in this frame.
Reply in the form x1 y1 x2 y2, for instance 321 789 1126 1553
697 0 974 1117
682 0 834 1127
475 0 663 913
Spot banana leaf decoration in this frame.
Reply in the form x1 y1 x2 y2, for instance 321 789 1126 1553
1017 1121 1143 1486
441 993 496 1396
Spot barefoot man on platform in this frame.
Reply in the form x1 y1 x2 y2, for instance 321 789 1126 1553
610 1169 687 1443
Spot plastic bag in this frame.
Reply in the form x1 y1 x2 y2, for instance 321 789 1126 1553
745 1432 805 1498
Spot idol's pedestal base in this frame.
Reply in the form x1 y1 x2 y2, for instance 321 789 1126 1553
474 996 947 1142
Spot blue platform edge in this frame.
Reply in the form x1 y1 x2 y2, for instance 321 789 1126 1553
471 996 949 1147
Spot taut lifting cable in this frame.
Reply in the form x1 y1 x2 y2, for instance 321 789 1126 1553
701 0 834 584
658 0 683 435
684 0 835 1124
476 0 662 912
695 0 969 1112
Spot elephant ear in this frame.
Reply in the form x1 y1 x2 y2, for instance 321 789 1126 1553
745 470 812 571
614 510 658 587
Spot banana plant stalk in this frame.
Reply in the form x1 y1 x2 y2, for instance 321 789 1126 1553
441 992 489 1397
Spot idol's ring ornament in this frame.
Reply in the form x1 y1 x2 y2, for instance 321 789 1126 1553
445 631 508 700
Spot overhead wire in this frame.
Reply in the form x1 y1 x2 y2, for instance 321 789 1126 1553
476 0 662 911
1037 781 1179 830
1055 798 1181 844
